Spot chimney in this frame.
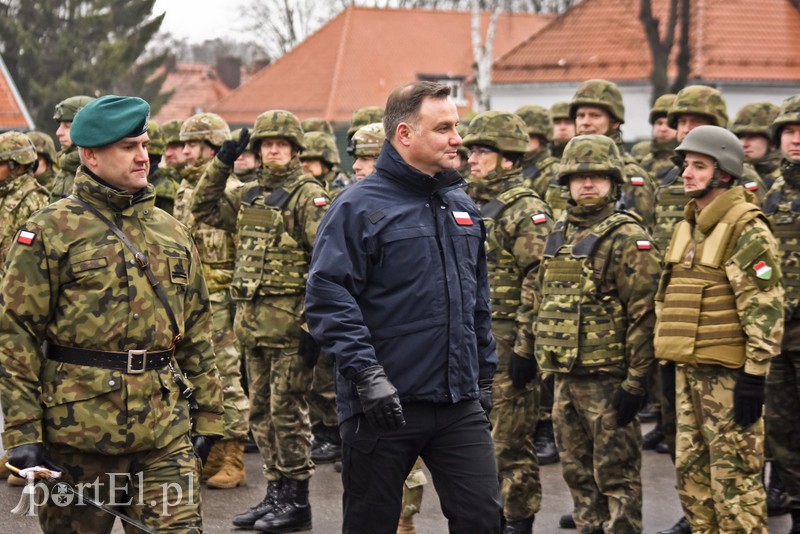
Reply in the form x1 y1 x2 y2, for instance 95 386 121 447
216 56 241 89
165 55 177 72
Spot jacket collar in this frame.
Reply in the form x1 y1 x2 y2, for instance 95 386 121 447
73 166 156 214
375 141 464 196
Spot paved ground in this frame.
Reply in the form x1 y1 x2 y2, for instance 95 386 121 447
0 422 792 533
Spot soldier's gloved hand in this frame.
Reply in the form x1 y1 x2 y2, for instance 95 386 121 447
612 386 646 427
191 435 217 466
7 443 62 473
509 352 538 389
299 329 321 368
734 372 766 428
660 361 676 409
353 365 405 433
478 378 494 416
216 128 250 166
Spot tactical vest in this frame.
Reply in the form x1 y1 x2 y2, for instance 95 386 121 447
230 177 318 300
654 167 689 252
481 185 535 320
763 184 800 319
535 212 634 373
655 201 762 367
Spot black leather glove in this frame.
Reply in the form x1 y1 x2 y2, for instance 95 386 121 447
191 435 217 466
612 386 646 427
7 443 62 473
299 329 321 368
478 378 494 416
734 372 766 428
353 365 405 433
216 127 250 166
660 361 676 409
509 352 538 389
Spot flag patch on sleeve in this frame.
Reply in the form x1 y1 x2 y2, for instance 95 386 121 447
313 197 328 207
17 230 36 246
745 181 758 191
636 240 652 250
754 260 773 280
452 211 473 226
630 176 645 186
532 213 548 225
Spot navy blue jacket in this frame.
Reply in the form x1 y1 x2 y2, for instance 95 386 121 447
305 142 497 423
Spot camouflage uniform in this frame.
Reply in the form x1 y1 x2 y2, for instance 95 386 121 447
731 102 782 190
192 110 328 530
231 128 259 184
630 140 650 163
0 167 224 532
549 101 573 159
514 105 560 199
764 96 800 527
176 114 249 488
26 131 59 192
535 135 660 534
301 131 351 196
49 95 95 202
655 126 784 534
147 120 180 214
640 94 679 180
162 119 188 174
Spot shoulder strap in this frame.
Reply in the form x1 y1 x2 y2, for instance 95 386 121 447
572 212 635 258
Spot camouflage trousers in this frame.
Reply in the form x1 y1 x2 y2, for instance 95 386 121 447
675 364 767 533
209 289 249 440
306 352 338 428
244 345 314 481
37 435 201 533
554 374 643 533
490 320 541 521
766 349 800 509
400 457 427 519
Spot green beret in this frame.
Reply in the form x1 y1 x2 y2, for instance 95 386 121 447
71 95 151 148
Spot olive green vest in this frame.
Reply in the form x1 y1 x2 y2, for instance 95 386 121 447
655 200 761 367
763 182 800 320
535 212 634 373
230 177 318 300
481 185 535 320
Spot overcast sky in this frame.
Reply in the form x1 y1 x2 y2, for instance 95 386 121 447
152 0 251 43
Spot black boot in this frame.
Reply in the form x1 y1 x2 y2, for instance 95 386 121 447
558 512 575 529
657 516 691 534
534 420 559 465
790 508 800 534
253 477 312 533
311 425 342 463
767 465 789 516
233 478 283 528
503 516 533 534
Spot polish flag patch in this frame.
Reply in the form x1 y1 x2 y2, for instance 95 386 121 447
636 240 652 250
744 181 758 191
754 260 773 280
452 211 473 226
531 213 548 225
313 197 328 207
630 176 645 186
17 230 36 246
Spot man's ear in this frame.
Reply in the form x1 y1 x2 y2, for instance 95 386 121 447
720 172 733 184
79 146 98 169
395 122 414 148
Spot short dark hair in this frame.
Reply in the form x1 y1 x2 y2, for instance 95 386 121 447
384 81 451 142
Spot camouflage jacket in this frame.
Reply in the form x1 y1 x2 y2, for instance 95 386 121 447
0 173 49 278
0 169 223 453
748 148 782 191
49 147 81 202
519 146 559 200
34 168 56 193
609 130 656 232
149 163 181 215
640 139 679 180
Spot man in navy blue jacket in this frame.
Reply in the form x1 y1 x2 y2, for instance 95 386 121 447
305 81 501 534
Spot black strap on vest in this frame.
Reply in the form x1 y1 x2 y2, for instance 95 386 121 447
242 185 264 205
522 164 542 181
263 188 292 209
480 199 506 220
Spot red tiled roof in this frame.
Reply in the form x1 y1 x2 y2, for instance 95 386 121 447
0 54 34 131
493 0 800 84
210 6 551 125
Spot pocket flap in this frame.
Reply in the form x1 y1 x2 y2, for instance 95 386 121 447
42 364 122 406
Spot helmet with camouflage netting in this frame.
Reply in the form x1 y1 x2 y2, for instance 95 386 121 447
147 120 165 156
649 94 677 125
770 95 800 145
26 131 58 164
462 111 530 155
569 79 625 124
53 95 95 122
675 125 744 180
667 85 728 129
0 131 37 166
300 132 340 166
179 113 230 148
349 123 385 158
347 106 384 139
731 102 779 139
250 110 305 151
301 118 334 135
558 134 625 185
515 105 553 142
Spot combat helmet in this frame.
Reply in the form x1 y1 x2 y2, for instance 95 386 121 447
558 134 625 185
456 123 469 158
349 123 385 158
569 79 625 124
161 119 184 146
301 118 334 135
675 125 744 180
667 85 728 129
462 111 530 155
347 106 384 139
514 105 553 142
26 131 58 165
250 110 305 151
230 128 253 152
731 102 779 139
300 132 340 166
550 101 571 122
771 95 800 145
649 94 677 125
53 95 95 122
0 131 37 167
180 112 230 148
147 120 165 156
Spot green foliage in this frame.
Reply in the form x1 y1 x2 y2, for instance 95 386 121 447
0 0 169 130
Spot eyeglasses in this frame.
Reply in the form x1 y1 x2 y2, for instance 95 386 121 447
467 147 497 158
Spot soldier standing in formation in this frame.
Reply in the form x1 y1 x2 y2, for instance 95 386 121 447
731 102 782 191
26 131 59 192
49 95 95 202
162 118 188 173
146 120 180 214
535 134 660 533
0 95 224 532
639 93 678 181
549 101 575 159
349 122 386 181
300 131 350 196
514 105 560 200
231 128 260 183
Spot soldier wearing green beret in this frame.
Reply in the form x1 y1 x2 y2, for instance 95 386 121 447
146 120 180 214
26 131 59 192
50 95 95 202
0 95 224 533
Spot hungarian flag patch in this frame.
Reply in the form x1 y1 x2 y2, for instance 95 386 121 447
636 240 652 250
452 211 473 226
745 181 758 191
754 260 773 280
531 213 548 225
17 230 36 246
630 176 645 186
313 197 328 207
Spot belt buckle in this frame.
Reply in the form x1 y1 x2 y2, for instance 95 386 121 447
127 349 148 374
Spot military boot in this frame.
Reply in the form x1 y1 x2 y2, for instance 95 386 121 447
559 513 575 529
253 477 312 533
534 420 559 465
232 478 283 528
657 516 691 534
207 440 247 489
311 425 341 464
201 442 225 480
767 465 789 516
503 516 533 534
642 424 665 450
397 514 417 534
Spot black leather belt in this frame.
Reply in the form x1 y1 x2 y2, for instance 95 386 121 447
43 341 173 374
